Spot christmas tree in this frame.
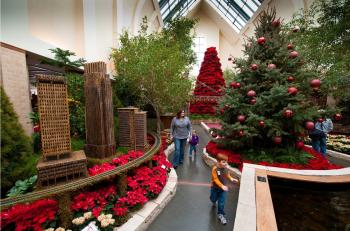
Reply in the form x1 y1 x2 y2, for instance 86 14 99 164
190 47 225 115
216 9 323 159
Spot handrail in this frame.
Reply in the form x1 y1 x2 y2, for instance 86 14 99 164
0 132 161 209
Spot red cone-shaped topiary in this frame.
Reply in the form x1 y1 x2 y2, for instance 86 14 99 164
190 47 225 114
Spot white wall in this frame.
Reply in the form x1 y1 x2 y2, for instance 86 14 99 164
189 4 235 76
1 0 162 69
231 0 315 58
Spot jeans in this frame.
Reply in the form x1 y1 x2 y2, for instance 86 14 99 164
172 138 187 167
189 144 197 156
311 136 327 157
210 187 227 215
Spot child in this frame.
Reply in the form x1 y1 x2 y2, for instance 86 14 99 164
188 129 199 157
210 153 239 225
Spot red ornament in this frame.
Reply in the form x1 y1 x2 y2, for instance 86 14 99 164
237 115 246 123
305 121 315 130
258 120 265 128
283 109 293 118
250 98 257 105
287 76 295 82
247 90 256 97
230 82 236 88
317 118 324 123
218 88 222 93
257 37 266 45
238 130 244 137
228 57 232 61
289 51 299 59
295 141 304 149
221 109 225 114
273 136 282 144
287 87 298 96
334 113 342 121
272 19 280 27
287 44 294 50
267 63 276 70
251 64 258 71
310 79 321 89
235 82 241 88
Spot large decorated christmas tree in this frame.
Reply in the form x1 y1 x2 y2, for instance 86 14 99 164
216 9 324 159
189 47 225 115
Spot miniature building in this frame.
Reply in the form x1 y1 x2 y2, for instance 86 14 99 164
36 75 87 187
118 107 147 151
84 62 116 158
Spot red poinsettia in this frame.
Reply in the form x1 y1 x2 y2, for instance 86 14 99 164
1 199 58 231
190 47 225 115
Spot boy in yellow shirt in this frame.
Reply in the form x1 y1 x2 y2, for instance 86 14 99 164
210 153 239 225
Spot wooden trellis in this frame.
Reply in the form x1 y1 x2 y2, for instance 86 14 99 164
36 75 87 188
37 75 71 159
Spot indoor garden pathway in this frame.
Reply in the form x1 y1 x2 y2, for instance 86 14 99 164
148 124 239 231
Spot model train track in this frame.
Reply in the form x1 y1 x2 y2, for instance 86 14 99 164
0 132 161 209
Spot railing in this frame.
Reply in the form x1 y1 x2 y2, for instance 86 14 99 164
0 132 161 209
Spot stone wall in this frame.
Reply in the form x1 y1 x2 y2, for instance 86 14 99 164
1 44 33 135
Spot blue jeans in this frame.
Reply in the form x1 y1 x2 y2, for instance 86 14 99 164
210 187 227 215
173 138 187 167
311 136 327 157
189 144 197 156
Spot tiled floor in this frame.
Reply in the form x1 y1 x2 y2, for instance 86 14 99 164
148 125 239 231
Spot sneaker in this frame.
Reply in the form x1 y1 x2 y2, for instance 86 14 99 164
218 214 227 225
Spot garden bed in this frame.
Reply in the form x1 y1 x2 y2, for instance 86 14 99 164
0 135 175 231
205 141 343 171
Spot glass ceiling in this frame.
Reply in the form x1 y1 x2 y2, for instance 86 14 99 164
158 0 263 32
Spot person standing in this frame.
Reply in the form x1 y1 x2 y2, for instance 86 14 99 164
188 129 199 157
170 110 192 169
310 117 333 158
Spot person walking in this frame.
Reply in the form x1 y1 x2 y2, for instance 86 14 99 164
210 153 239 225
170 110 192 169
309 116 333 158
188 129 199 157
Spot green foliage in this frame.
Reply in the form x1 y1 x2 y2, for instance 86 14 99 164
6 175 37 197
223 69 237 85
217 9 321 154
71 137 85 151
46 48 86 67
284 0 350 101
189 114 218 120
243 147 312 164
111 17 196 133
66 72 86 137
1 88 37 196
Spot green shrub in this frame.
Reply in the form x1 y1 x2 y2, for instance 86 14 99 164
6 175 37 197
71 137 85 151
1 88 37 197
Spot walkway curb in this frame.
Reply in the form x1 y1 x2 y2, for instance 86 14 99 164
115 144 177 231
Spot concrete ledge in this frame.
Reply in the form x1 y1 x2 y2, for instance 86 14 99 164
234 163 350 231
115 143 177 231
202 148 242 179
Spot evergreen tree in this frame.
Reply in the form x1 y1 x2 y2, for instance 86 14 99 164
1 88 36 196
216 9 322 159
190 47 225 115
